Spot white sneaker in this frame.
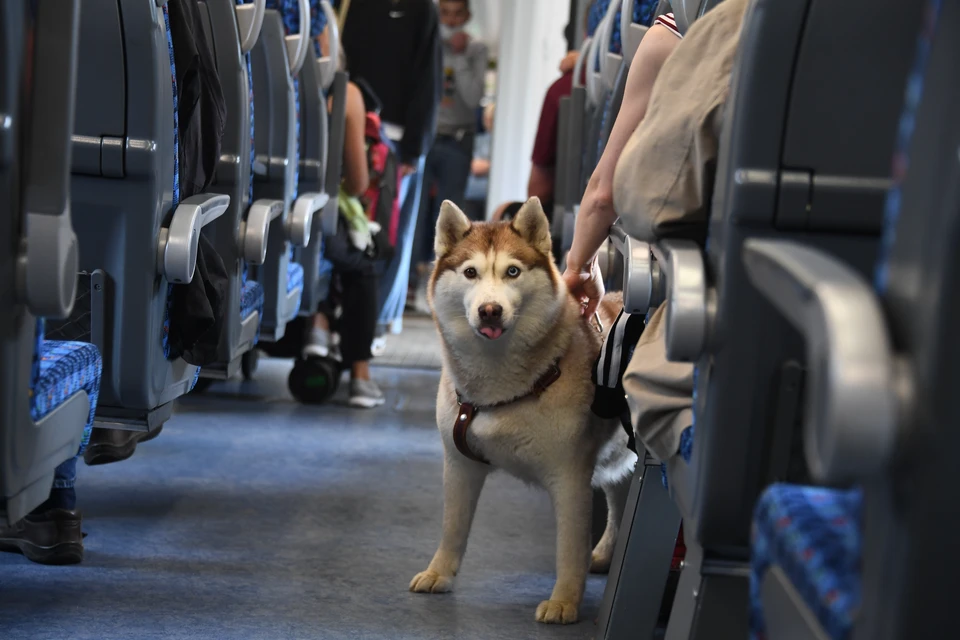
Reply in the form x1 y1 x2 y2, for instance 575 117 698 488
303 327 331 358
371 335 387 357
349 379 385 408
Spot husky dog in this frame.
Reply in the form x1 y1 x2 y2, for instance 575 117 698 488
410 197 637 624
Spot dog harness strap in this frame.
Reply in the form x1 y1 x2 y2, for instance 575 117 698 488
453 361 563 466
453 402 489 465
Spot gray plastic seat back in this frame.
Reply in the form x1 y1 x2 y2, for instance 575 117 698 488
67 0 229 427
249 9 298 340
196 0 264 377
856 9 960 636
680 0 923 552
1 0 92 523
294 7 347 314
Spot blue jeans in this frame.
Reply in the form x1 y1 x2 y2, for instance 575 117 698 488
53 456 77 490
377 156 426 334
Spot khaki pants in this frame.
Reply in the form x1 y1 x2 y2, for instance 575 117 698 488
623 304 694 462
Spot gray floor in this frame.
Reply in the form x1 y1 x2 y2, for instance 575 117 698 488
0 358 607 640
375 314 444 370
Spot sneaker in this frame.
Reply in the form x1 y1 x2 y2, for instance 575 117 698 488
371 335 387 357
0 508 83 565
303 327 331 358
349 378 385 408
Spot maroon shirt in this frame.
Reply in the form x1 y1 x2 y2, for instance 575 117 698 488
531 70 574 169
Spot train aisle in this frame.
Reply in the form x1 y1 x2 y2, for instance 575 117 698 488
0 317 605 640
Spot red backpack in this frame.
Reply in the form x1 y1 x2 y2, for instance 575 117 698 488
360 110 401 260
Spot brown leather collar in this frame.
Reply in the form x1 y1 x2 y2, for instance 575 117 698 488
453 362 562 465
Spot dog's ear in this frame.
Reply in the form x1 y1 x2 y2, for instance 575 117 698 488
435 200 472 257
511 197 551 255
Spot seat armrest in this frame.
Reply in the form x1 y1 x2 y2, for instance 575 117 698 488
235 0 265 54
283 0 311 75
742 238 899 482
651 240 708 363
288 191 328 247
609 222 662 314
157 193 230 284
241 198 284 265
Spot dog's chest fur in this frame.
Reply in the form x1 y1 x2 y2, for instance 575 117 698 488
435 297 626 484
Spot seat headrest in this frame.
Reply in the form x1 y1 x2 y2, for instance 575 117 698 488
672 0 700 34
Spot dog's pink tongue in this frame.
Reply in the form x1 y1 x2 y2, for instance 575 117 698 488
480 326 503 340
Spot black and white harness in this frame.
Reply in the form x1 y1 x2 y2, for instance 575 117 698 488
590 309 646 452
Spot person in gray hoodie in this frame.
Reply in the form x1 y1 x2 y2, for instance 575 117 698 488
410 0 489 298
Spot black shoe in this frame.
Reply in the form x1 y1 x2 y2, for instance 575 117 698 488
83 425 163 466
0 509 83 565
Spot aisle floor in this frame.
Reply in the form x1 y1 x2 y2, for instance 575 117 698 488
0 359 607 640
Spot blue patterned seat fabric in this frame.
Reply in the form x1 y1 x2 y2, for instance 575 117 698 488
286 260 305 321
241 280 265 321
590 0 662 58
749 3 942 638
31 320 102 456
267 0 328 51
161 3 183 361
749 484 863 640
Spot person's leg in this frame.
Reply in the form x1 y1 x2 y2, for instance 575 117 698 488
378 156 427 334
0 455 84 565
303 299 335 358
339 265 384 408
434 136 474 218
411 146 440 288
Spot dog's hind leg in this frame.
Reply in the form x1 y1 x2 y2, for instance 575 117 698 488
537 469 594 624
590 474 632 574
410 453 489 594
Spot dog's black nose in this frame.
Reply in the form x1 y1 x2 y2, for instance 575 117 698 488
478 304 503 321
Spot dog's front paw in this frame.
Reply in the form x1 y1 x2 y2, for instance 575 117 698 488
409 570 454 594
535 599 579 624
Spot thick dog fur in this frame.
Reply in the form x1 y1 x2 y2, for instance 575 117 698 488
409 198 638 624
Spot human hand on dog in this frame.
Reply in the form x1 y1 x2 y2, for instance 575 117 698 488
563 258 605 319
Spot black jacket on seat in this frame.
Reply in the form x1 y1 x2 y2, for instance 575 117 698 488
166 0 230 366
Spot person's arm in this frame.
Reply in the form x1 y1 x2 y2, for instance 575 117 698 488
340 82 370 197
451 41 488 109
398 1 441 166
563 24 681 314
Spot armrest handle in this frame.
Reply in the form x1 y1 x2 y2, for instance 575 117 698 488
609 222 662 314
742 238 898 482
651 239 708 363
157 194 230 284
235 0 266 54
241 198 284 265
316 0 339 90
284 0 311 75
288 191 328 247
573 36 591 90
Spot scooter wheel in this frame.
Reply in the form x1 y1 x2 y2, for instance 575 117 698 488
241 349 260 380
288 357 341 404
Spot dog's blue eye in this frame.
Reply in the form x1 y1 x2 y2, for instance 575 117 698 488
506 266 521 278
464 267 478 279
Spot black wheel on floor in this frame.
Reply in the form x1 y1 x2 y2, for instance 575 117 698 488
288 357 341 404
192 377 214 394
241 349 260 380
